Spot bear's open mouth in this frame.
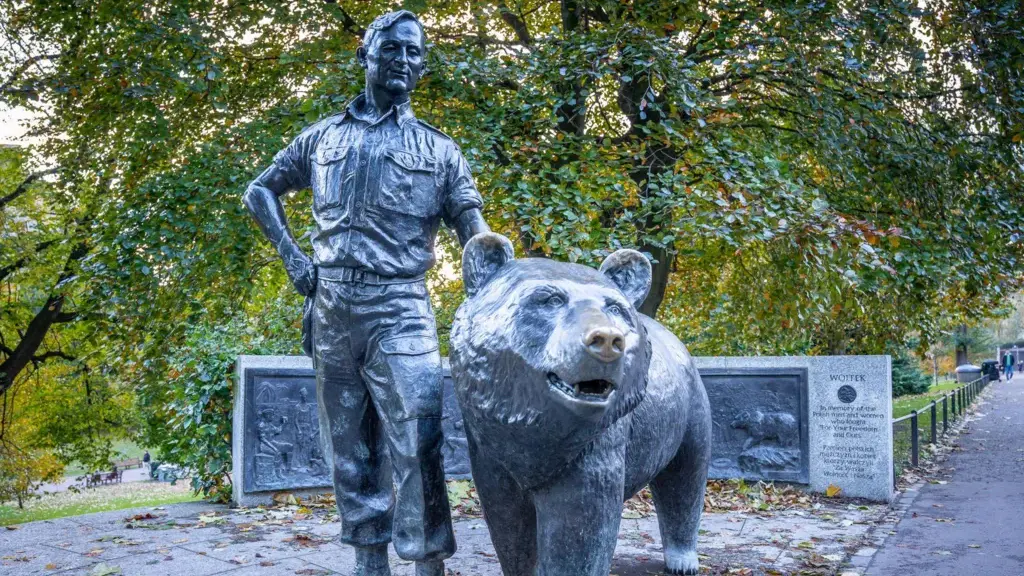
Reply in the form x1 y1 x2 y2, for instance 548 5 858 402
547 372 615 402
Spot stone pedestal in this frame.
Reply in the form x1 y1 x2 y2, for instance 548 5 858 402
695 356 894 502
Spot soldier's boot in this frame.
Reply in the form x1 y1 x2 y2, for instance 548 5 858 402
353 544 391 576
415 560 445 576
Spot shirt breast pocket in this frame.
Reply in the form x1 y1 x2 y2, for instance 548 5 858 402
377 148 439 219
310 146 349 209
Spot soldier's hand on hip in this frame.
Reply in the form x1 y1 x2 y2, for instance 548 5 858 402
287 253 317 297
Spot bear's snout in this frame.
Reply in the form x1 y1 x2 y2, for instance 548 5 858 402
583 326 625 362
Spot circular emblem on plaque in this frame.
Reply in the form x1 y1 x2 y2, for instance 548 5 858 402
838 385 857 404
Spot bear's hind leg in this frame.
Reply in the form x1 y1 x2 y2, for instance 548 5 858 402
649 418 711 575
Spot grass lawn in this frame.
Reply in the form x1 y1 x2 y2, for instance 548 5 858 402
0 481 201 526
892 379 962 419
891 377 991 473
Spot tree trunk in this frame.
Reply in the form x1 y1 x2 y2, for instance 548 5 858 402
639 244 670 317
955 324 969 366
0 239 87 397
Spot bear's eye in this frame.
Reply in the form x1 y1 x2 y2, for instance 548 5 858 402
543 292 566 307
607 303 623 317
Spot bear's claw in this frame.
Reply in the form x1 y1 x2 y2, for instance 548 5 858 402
664 549 699 575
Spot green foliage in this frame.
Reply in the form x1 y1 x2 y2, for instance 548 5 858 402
137 288 303 502
0 442 63 509
891 351 932 398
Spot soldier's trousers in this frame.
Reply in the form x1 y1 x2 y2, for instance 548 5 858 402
311 274 455 561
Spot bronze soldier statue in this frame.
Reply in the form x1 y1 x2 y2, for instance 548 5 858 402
243 10 489 576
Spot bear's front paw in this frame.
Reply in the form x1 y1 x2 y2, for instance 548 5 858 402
664 549 699 575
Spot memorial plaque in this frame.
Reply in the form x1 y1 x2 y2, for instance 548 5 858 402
701 368 809 483
695 356 893 502
233 355 471 505
808 356 893 502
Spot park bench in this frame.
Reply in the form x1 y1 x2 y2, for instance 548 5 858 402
115 457 142 469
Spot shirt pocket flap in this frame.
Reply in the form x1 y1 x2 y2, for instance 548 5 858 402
379 334 439 356
313 146 348 165
385 149 436 173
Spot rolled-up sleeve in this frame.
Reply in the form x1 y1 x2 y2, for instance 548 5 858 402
442 145 484 227
272 121 326 192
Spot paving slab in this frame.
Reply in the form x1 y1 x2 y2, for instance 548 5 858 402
2 483 897 576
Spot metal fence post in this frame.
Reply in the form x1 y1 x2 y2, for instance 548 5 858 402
930 402 937 443
943 395 948 433
911 411 919 467
951 389 957 418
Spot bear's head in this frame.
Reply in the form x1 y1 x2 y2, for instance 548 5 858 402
450 233 653 437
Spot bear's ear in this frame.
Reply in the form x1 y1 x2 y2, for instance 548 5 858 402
599 249 652 309
462 232 515 297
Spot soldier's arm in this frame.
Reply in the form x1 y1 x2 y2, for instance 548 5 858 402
243 124 323 296
453 208 489 247
443 144 490 247
243 166 316 296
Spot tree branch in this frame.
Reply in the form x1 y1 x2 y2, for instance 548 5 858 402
31 350 75 363
498 1 533 46
0 53 59 97
0 167 58 210
0 239 58 282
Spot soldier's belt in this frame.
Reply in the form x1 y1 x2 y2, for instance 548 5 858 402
318 266 425 285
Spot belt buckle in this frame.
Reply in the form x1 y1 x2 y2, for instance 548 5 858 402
353 269 367 285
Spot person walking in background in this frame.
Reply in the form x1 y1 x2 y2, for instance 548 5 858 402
1003 351 1015 380
142 450 151 474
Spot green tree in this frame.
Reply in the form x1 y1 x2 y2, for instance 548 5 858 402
1 0 1021 498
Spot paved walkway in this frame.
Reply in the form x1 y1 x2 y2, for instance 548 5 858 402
0 490 888 575
868 373 1024 575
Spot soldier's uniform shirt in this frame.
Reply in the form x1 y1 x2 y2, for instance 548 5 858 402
273 94 483 278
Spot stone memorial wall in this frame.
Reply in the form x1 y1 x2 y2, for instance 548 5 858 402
696 356 893 502
233 355 469 506
234 355 893 505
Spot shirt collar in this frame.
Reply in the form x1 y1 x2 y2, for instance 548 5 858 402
346 92 416 128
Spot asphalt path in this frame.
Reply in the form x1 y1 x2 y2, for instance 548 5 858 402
868 372 1024 576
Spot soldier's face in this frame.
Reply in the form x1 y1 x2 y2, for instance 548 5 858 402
365 20 424 96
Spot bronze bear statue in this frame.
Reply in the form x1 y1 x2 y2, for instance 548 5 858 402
449 233 711 576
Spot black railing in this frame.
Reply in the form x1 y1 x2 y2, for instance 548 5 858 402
892 376 989 480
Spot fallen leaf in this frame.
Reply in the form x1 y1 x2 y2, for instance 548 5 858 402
125 513 157 522
88 564 122 576
825 484 842 498
273 492 300 506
